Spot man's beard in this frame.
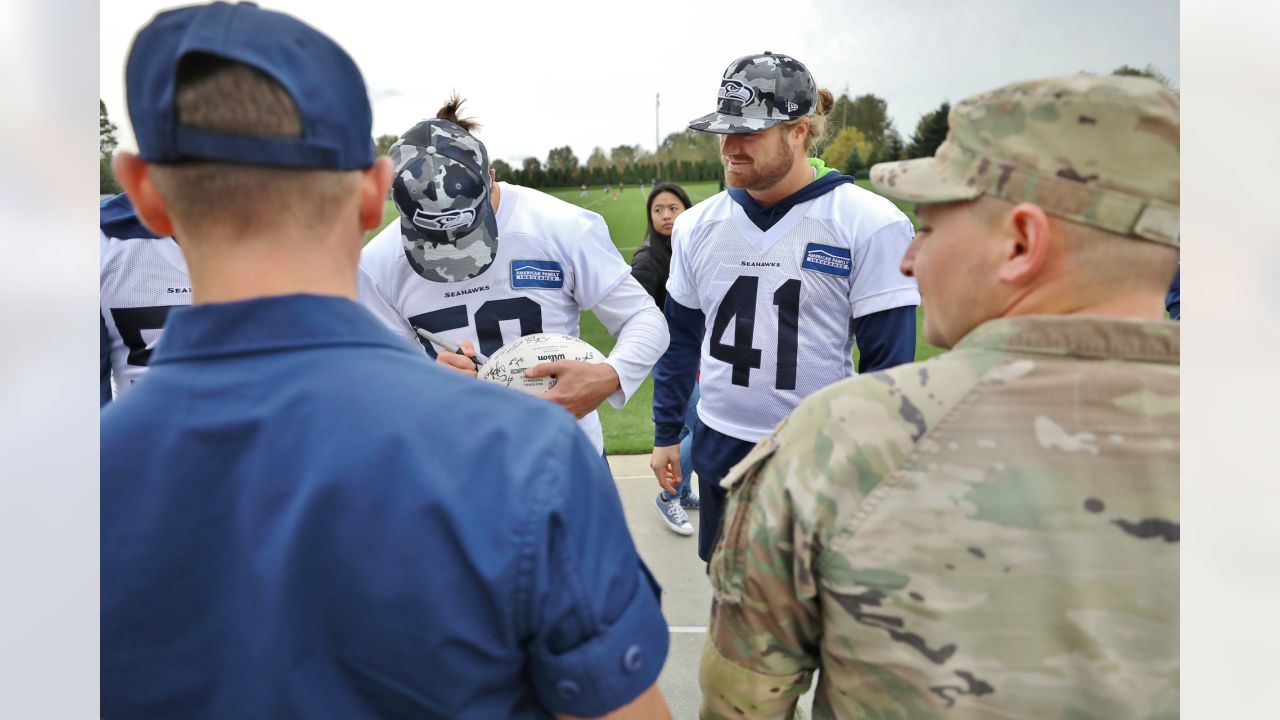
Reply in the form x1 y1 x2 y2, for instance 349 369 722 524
722 134 795 191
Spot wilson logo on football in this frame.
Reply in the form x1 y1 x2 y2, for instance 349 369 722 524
718 80 756 105
413 208 475 232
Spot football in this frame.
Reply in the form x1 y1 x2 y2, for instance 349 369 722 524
476 333 605 396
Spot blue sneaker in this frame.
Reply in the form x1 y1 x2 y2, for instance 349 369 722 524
655 493 694 536
679 494 700 510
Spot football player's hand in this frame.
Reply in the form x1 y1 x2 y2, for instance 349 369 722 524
527 360 620 419
435 339 479 378
650 444 682 495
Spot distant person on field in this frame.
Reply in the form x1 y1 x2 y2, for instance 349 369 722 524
701 74 1180 719
358 96 669 459
101 4 672 718
629 182 700 535
650 51 920 563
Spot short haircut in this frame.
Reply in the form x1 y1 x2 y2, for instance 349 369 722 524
148 54 359 238
973 195 1179 293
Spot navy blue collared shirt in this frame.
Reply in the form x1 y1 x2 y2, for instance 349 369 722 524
101 294 667 719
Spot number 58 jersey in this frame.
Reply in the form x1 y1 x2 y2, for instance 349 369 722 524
358 183 640 454
667 185 919 443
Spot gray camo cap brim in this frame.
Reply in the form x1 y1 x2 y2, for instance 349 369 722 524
688 111 782 134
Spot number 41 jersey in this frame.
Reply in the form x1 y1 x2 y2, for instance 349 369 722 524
667 184 919 443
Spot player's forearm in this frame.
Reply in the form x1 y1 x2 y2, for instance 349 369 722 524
601 304 668 407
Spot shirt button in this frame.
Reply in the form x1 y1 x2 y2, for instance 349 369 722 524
623 645 644 674
556 680 580 701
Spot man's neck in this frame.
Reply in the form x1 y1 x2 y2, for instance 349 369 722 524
1001 280 1169 322
745 154 815 206
180 230 360 304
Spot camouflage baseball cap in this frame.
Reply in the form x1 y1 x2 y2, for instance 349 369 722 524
389 119 498 282
688 52 817 134
871 74 1179 246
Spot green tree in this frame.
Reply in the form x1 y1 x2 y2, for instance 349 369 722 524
100 156 121 195
879 131 905 163
545 145 579 175
374 134 398 156
585 146 609 169
844 93 893 147
491 158 513 181
100 99 121 194
842 148 865 178
905 101 950 159
1111 64 1177 92
820 127 871 171
521 157 543 188
100 99 119 156
654 129 720 165
609 144 643 168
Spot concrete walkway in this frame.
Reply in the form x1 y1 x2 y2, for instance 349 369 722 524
606 455 815 719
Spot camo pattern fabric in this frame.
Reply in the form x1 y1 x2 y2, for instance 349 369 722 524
701 315 1180 720
389 119 499 282
871 75 1180 247
689 52 817 134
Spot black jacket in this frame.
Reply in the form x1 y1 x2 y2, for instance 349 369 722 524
629 241 669 310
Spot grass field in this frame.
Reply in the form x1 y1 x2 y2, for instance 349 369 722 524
367 179 942 454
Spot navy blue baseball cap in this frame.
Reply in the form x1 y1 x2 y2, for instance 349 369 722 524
125 1 375 170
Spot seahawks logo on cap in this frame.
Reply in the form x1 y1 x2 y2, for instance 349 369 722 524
413 208 475 232
718 80 756 104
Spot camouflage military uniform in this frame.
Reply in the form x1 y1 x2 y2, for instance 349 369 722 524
701 315 1179 718
701 75 1180 719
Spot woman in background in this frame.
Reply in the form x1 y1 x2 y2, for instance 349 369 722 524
631 182 700 536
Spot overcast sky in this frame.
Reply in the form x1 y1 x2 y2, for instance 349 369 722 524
100 0 1178 167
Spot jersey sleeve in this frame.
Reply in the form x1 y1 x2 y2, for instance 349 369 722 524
567 215 633 311
848 220 920 319
356 230 418 347
525 422 669 716
589 277 669 408
664 216 699 309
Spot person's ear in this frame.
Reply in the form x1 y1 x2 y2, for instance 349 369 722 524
997 202 1052 285
112 153 175 237
359 157 394 231
790 119 809 147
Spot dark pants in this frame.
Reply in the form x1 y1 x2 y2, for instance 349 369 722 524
692 422 756 563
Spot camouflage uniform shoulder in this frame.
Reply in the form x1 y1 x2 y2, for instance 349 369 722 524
716 348 1010 583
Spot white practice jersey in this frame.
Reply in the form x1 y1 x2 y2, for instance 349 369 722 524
667 184 920 443
100 230 191 398
360 182 653 454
